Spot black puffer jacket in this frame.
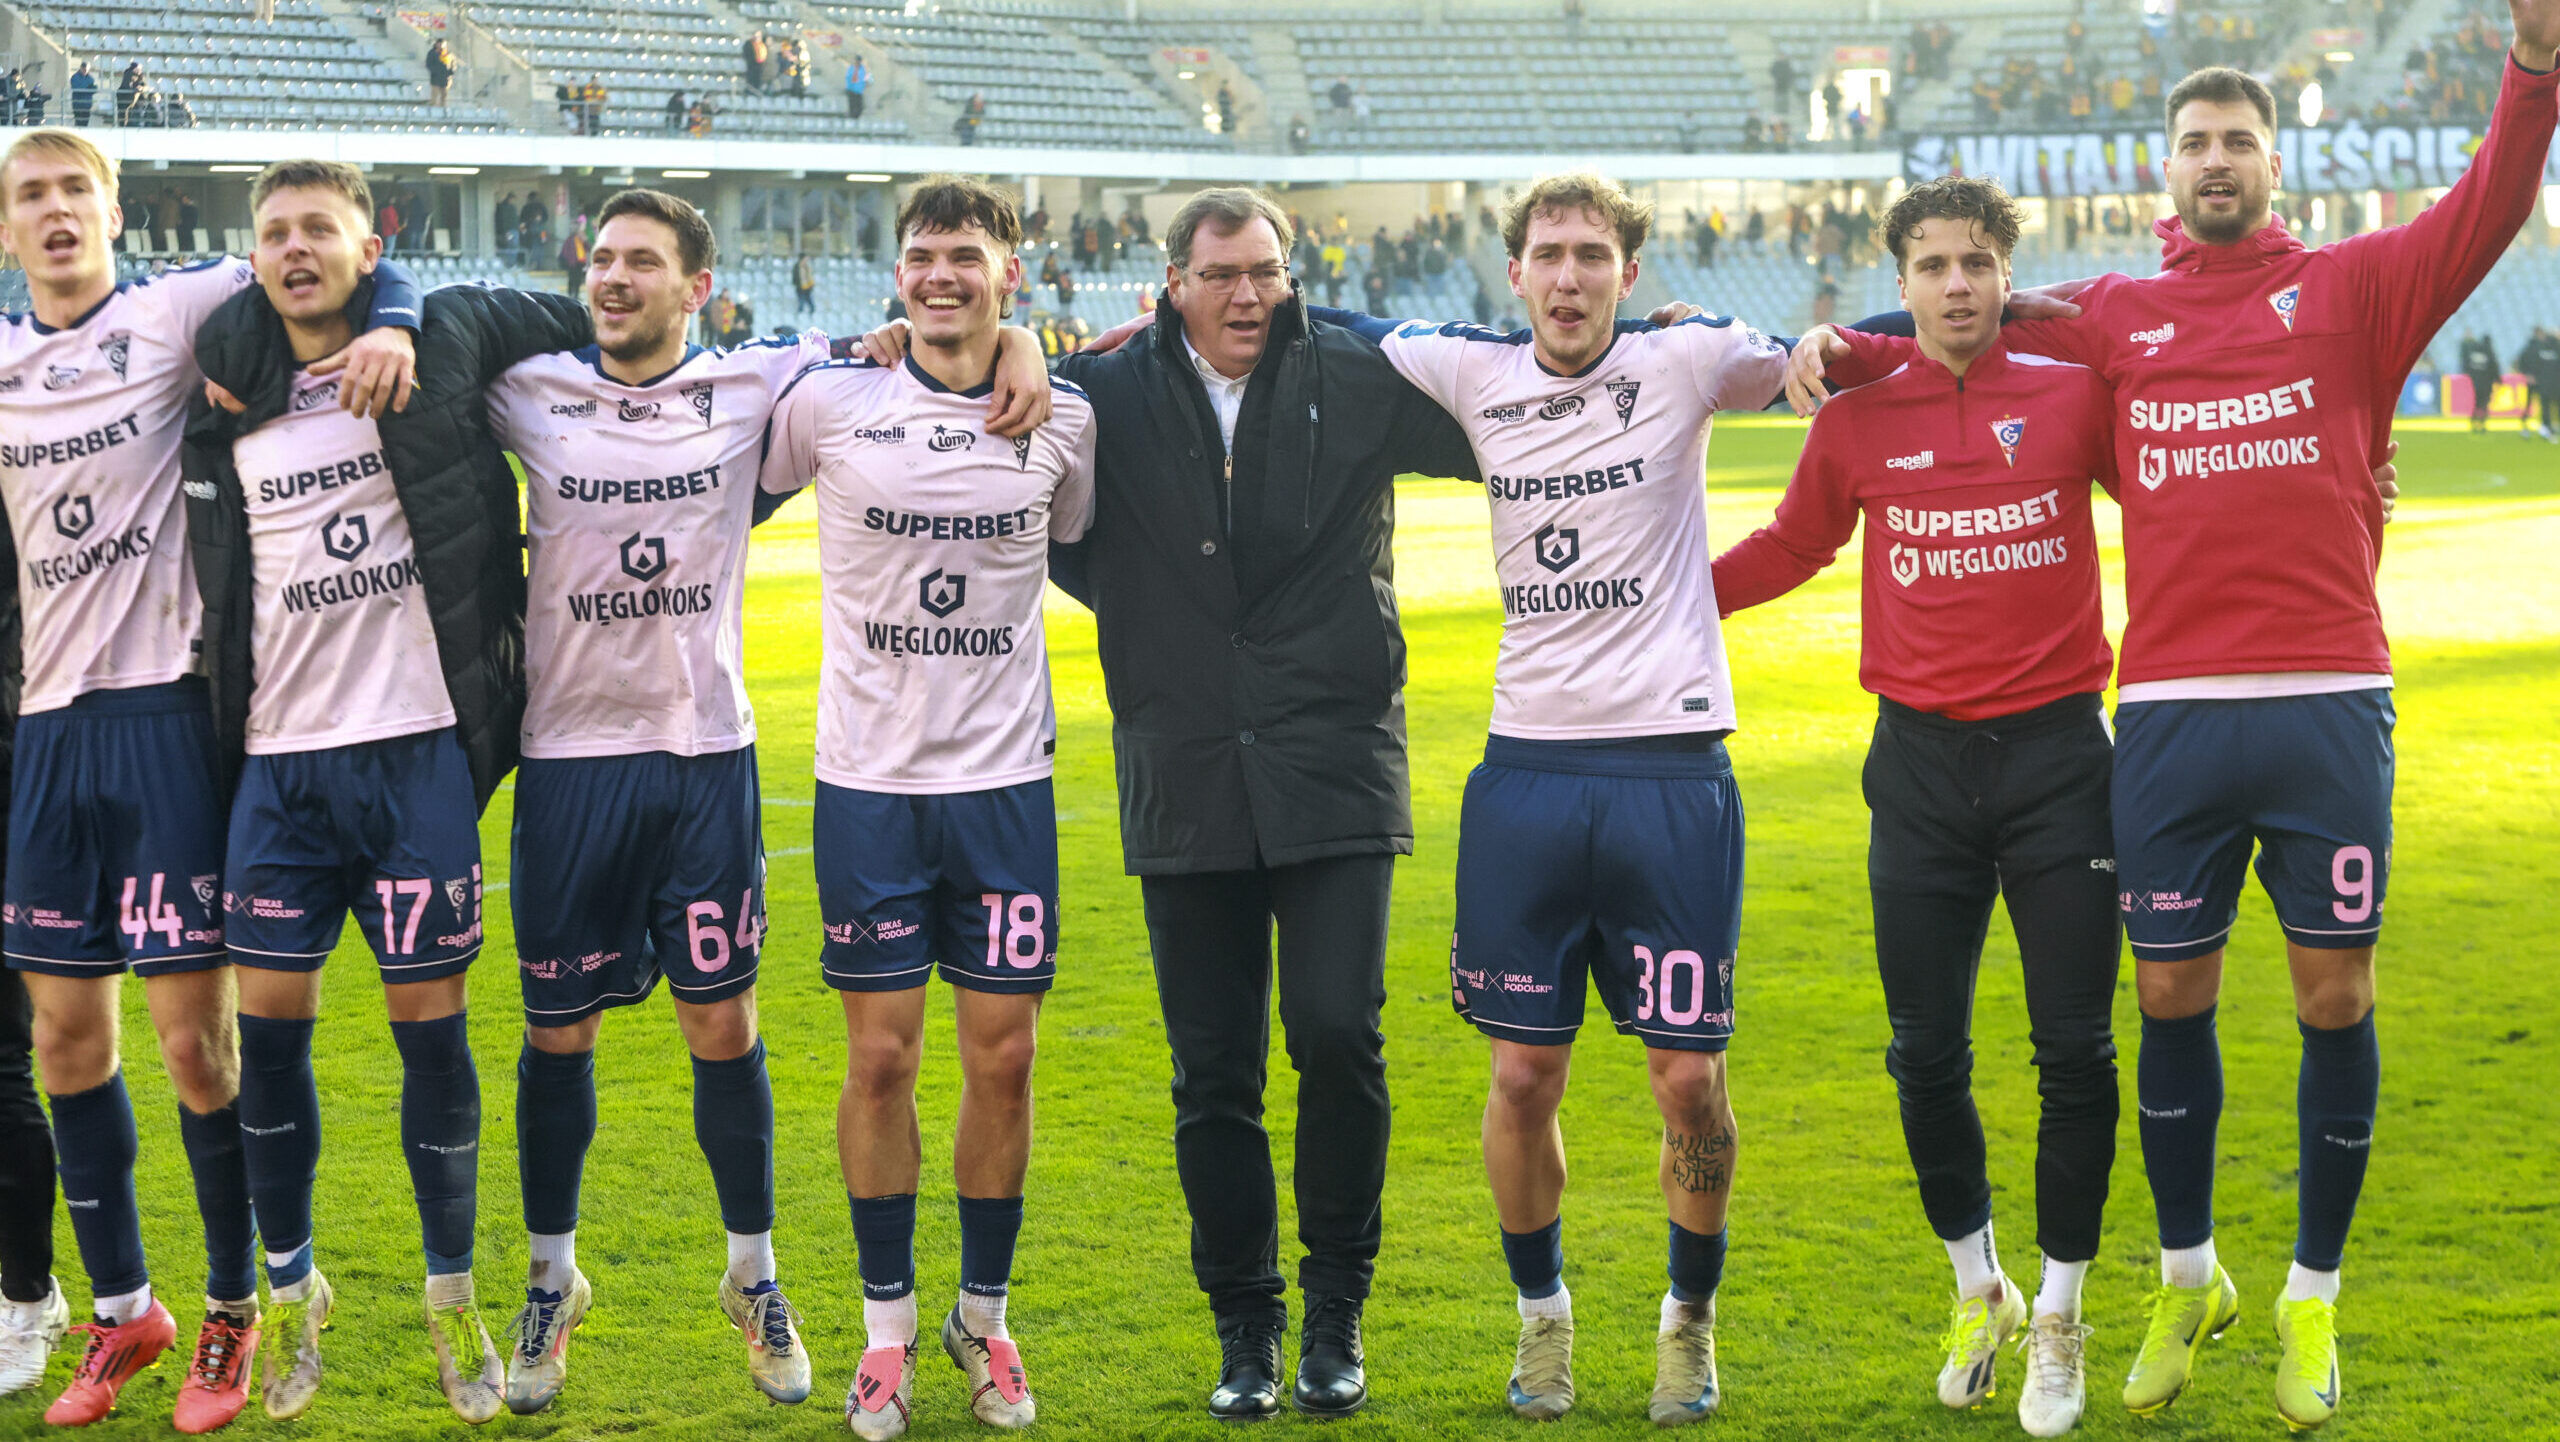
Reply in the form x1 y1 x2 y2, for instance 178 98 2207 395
182 280 591 808
1052 287 1480 875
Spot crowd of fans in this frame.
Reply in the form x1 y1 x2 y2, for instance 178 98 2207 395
2392 11 2511 123
59 60 198 128
742 29 810 95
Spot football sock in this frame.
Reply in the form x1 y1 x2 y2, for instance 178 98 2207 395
176 1100 258 1304
92 1283 152 1328
48 1073 147 1300
2161 1238 2219 1290
268 1253 315 1304
726 1230 776 1288
1500 1217 1565 1301
863 1293 918 1350
1667 1221 1727 1304
2283 1261 2342 1306
1659 1289 1702 1333
692 1041 776 1236
527 1231 575 1292
849 1191 917 1316
2137 1006 2221 1258
2295 1011 2378 1274
236 1014 321 1287
959 1288 1008 1340
956 1194 1022 1316
1518 1282 1571 1321
2034 1256 2088 1321
1944 1219 2000 1302
516 1044 595 1239
390 1013 480 1276
423 1271 475 1309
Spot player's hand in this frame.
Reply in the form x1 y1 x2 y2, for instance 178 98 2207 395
2372 438 2399 524
2007 276 2096 321
1782 326 1851 416
202 378 246 415
857 318 912 368
984 325 1052 438
1085 313 1146 355
2511 0 2559 71
1647 302 1704 326
310 324 418 418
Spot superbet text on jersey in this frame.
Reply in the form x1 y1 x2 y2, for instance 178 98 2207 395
0 258 255 715
757 357 1097 793
489 333 834 757
1375 315 1787 739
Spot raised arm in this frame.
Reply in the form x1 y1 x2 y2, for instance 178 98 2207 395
1711 412 1862 613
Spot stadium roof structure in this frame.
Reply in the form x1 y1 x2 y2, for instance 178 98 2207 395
79 128 1903 185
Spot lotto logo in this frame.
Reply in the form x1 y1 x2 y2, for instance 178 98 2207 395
616 398 661 423
1538 395 1585 421
928 424 977 453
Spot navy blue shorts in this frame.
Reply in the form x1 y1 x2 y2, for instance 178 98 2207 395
813 779 1058 994
224 728 484 982
2113 689 2395 962
510 748 766 1024
5 680 229 978
1451 736 1745 1052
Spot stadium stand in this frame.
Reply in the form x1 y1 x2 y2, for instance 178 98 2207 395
8 0 513 129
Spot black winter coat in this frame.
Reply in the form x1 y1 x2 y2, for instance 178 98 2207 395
182 280 591 808
1052 288 1479 875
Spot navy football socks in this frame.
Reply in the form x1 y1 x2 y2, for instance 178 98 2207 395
957 1194 1023 1299
1500 1217 1565 1300
692 1040 776 1235
2295 1011 2379 1272
390 1012 480 1275
2138 1006 2222 1251
849 1192 917 1301
48 1072 148 1299
176 1099 258 1301
237 1014 322 1288
517 1042 597 1237
1667 1221 1727 1303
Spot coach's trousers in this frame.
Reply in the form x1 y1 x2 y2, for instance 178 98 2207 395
1140 854 1394 1324
1865 694 2121 1265
0 968 55 1302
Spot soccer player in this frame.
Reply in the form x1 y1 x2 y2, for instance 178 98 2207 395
759 176 1093 1441
0 129 416 1431
1788 8 2559 1427
1714 177 2122 1435
482 187 840 1413
179 159 588 1425
1305 172 1783 1425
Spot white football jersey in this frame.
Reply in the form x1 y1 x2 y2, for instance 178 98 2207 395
758 358 1096 795
1376 317 1786 739
0 259 255 714
234 368 453 753
490 334 832 758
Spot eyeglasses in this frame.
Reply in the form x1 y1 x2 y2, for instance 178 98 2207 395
1185 264 1291 295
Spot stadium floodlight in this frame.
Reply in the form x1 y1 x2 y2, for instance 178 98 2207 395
2299 82 2324 126
845 173 893 183
663 169 713 179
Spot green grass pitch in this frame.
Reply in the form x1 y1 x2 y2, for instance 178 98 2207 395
11 419 2556 1440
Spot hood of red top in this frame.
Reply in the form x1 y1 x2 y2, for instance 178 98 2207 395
2154 212 2308 273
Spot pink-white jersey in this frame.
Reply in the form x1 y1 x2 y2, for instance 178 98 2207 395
0 259 255 713
490 334 833 758
233 368 453 753
1374 316 1786 739
758 358 1096 795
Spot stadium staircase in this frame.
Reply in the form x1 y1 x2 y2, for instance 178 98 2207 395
1246 23 1312 140
324 0 547 129
739 0 951 140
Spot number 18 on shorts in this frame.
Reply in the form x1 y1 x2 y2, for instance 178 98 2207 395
814 778 1060 994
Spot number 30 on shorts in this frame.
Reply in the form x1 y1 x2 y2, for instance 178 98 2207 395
978 892 1049 970
1633 944 1721 1026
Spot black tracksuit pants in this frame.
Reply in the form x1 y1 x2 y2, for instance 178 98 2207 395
1139 854 1394 1324
1865 693 2120 1264
0 966 55 1302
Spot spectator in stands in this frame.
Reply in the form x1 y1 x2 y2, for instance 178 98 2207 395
1 69 20 126
1287 114 1310 152
784 37 809 95
795 253 816 317
1362 266 1389 317
1054 266 1076 310
1743 208 1765 248
560 213 591 296
1328 75 1352 111
688 96 717 136
666 88 687 132
557 80 578 132
706 288 734 346
1026 205 1049 242
426 38 456 107
581 75 607 134
165 90 193 128
845 56 869 119
403 188 430 253
378 194 403 253
68 61 92 127
746 30 771 92
1821 75 1843 132
519 191 550 256
2460 333 2502 433
1741 114 1765 150
493 191 518 261
1769 54 1798 111
2518 325 2560 440
956 91 985 145
728 294 756 346
176 191 199 242
112 63 139 126
1217 81 1236 136
1319 234 1346 305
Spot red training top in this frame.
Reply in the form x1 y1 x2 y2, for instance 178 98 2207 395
1715 339 2117 721
1823 55 2560 690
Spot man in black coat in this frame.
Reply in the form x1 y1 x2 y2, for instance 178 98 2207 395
2458 332 2501 433
179 160 589 1424
1047 188 1479 1419
2517 323 2560 439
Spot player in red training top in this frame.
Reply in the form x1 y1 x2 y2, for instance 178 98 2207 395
1716 176 2120 1437
1786 6 2559 1430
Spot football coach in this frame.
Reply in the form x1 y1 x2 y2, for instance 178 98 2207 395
1047 187 1478 1420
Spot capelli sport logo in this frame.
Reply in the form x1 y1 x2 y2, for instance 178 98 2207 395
1479 403 1530 423
548 399 598 419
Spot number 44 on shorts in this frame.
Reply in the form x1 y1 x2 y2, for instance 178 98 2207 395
118 872 186 949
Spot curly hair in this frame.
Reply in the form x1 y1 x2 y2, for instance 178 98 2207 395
1877 175 2021 273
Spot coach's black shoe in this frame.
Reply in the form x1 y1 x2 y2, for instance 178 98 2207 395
1293 1294 1367 1418
1209 1314 1284 1420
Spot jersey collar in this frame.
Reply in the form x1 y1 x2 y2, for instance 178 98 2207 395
28 280 127 336
903 352 996 399
578 342 705 388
